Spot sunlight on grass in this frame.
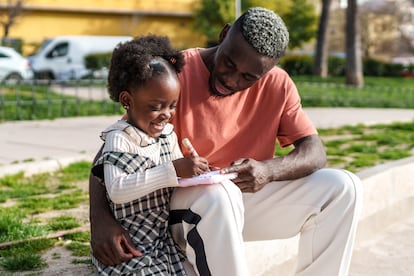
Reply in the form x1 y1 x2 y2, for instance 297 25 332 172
48 215 81 231
0 239 55 271
0 207 49 243
66 241 90 257
283 121 414 172
0 173 50 203
18 189 87 214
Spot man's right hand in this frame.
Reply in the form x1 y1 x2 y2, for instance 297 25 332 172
90 212 142 265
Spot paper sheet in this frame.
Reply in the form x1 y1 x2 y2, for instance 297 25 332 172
178 170 237 187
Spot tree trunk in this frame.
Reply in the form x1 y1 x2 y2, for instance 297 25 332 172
313 0 333 77
345 0 364 86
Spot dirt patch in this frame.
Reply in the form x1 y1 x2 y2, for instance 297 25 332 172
39 245 95 276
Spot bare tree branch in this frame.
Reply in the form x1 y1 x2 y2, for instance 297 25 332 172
0 0 24 38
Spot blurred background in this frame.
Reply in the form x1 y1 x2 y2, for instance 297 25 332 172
0 0 413 121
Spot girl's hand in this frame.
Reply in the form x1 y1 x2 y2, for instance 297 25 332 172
173 156 210 178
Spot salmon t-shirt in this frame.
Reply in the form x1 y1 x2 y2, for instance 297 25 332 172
171 48 317 169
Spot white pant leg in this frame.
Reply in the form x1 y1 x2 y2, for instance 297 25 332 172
242 168 363 276
170 179 247 276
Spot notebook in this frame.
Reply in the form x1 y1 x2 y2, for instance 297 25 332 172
178 170 237 187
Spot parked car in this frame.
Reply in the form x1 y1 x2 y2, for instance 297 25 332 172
0 46 34 84
29 35 132 81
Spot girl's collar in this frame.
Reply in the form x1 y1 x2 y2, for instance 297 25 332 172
101 120 174 147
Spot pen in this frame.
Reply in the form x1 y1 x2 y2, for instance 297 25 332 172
182 138 199 157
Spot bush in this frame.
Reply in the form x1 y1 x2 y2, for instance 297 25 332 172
363 58 406 77
280 55 313 75
328 56 346 76
281 54 410 77
1 37 23 53
84 52 112 70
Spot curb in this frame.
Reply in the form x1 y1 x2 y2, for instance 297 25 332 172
0 154 94 178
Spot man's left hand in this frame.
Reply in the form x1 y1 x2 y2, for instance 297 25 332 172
221 158 271 192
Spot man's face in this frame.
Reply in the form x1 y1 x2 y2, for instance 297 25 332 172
209 28 276 96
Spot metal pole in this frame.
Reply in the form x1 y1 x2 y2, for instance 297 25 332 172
235 0 241 19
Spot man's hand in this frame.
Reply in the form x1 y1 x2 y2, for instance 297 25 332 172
89 150 142 266
221 158 271 193
221 135 327 191
90 213 142 265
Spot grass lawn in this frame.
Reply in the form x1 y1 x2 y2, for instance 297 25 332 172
0 120 413 273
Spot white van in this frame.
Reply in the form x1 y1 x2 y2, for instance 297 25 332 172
29 35 132 81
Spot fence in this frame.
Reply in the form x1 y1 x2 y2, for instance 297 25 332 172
0 79 121 121
1 79 414 121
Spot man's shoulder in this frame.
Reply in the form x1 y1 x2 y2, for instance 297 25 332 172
181 48 200 60
269 65 290 77
257 65 293 87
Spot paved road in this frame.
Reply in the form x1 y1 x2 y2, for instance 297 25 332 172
350 215 414 276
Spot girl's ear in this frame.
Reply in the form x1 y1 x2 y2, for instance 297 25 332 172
119 91 131 109
218 23 231 43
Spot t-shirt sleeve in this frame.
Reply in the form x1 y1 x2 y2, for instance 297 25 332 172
276 79 317 147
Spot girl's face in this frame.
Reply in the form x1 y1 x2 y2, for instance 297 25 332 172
123 73 180 138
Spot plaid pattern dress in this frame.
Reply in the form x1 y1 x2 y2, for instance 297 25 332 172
91 121 187 276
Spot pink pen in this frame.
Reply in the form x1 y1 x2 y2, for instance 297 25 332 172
182 138 199 157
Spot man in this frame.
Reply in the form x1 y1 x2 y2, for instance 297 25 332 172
90 7 362 276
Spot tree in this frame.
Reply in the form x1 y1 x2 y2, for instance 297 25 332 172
345 0 364 86
283 0 318 49
313 0 333 77
192 0 317 49
0 0 24 38
192 0 235 45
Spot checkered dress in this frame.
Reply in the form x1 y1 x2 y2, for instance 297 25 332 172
91 132 187 275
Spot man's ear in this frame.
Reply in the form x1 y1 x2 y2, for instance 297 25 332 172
218 23 231 43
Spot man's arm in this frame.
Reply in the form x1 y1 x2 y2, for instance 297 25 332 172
222 134 326 193
89 147 141 265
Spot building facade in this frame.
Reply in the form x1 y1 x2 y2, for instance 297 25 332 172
0 0 206 55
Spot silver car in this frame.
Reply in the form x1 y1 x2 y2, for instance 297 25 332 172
0 46 34 84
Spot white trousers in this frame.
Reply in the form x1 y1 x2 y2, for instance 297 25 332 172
170 168 363 276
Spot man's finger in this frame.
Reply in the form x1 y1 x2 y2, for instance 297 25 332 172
221 165 238 174
112 239 134 263
122 236 142 257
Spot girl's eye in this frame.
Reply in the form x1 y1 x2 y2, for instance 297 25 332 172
170 104 177 110
149 105 162 111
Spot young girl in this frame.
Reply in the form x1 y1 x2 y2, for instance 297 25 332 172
90 35 209 275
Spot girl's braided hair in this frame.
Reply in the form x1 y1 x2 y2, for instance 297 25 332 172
107 34 185 102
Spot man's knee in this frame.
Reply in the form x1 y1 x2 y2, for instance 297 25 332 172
315 168 363 209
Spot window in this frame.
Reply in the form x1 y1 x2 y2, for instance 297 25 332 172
46 42 69 58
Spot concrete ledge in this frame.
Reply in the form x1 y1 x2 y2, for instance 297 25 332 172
245 157 414 275
0 154 93 178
